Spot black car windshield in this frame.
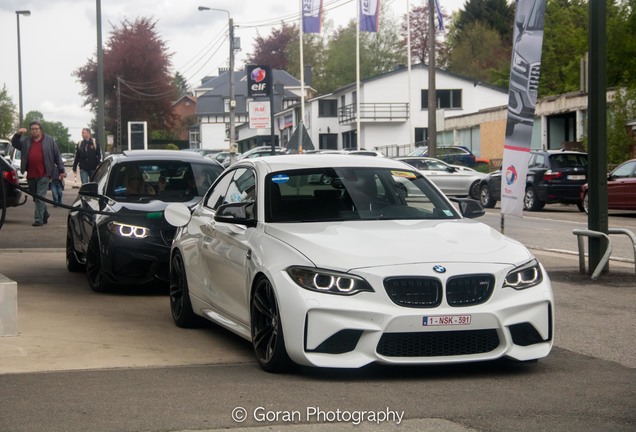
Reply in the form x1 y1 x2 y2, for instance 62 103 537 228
266 167 460 222
109 161 223 202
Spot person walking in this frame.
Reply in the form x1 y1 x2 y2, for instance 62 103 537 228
11 120 66 227
72 128 101 184
50 172 66 206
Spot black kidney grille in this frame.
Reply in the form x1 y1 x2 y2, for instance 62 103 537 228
384 277 442 308
446 275 495 306
377 329 499 357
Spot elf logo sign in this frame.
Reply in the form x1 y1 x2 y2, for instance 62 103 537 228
247 65 272 97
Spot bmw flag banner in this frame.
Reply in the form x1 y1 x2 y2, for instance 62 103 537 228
500 0 546 217
302 0 323 34
360 0 380 32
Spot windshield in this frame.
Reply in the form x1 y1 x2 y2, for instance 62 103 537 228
109 161 223 202
265 167 460 222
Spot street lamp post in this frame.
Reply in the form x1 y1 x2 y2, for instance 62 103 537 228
15 10 31 127
198 6 236 163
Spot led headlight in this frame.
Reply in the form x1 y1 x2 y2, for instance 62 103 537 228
504 259 543 290
287 266 374 296
512 52 528 74
107 221 152 239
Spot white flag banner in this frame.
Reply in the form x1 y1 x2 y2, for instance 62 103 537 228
501 0 546 217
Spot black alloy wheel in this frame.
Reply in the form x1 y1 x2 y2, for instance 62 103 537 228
86 232 110 292
169 251 201 328
250 277 293 373
66 225 84 273
480 184 496 208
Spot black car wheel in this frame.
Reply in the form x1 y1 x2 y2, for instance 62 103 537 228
582 191 589 214
480 184 496 208
86 232 110 292
66 225 84 273
524 186 545 211
169 251 201 328
251 277 293 373
469 180 481 200
576 198 585 212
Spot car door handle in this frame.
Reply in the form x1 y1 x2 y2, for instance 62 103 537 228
246 249 252 260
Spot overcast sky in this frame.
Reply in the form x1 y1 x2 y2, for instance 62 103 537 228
0 0 464 139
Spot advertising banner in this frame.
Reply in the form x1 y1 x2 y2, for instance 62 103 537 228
359 0 380 32
500 0 546 217
302 0 323 33
247 65 272 98
249 102 271 129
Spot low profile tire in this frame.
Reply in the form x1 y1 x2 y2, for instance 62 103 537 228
469 181 481 200
66 226 84 273
251 277 293 373
169 251 202 328
524 186 545 211
582 191 589 214
86 232 110 292
480 184 496 208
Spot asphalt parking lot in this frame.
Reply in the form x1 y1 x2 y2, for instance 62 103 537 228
0 182 634 432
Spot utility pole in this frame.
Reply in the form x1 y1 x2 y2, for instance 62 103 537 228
228 17 237 165
96 0 106 154
427 0 437 158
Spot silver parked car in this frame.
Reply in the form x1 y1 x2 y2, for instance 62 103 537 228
396 156 485 199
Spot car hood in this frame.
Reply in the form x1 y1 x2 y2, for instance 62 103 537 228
109 197 201 214
264 219 532 270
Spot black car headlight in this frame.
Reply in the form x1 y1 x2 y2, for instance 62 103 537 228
512 51 529 74
107 221 153 239
287 266 374 296
504 259 543 290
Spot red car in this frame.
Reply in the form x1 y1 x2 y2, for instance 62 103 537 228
581 159 636 212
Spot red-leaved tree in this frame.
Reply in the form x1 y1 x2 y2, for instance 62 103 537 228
74 17 177 150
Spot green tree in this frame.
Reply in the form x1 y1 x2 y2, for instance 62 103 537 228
606 86 636 164
0 84 16 139
23 110 73 153
172 71 191 98
446 21 510 85
74 17 177 151
540 0 588 96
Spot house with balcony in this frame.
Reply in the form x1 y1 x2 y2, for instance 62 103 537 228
300 63 509 157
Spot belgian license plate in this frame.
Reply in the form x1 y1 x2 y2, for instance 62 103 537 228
422 315 471 326
567 175 586 180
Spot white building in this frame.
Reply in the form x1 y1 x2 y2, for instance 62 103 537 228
300 63 509 156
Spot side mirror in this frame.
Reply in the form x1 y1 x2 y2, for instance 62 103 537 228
451 197 485 219
78 182 99 197
215 202 256 227
164 203 192 227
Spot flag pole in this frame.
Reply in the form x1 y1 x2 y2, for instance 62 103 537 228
356 1 361 151
406 0 412 148
299 0 305 154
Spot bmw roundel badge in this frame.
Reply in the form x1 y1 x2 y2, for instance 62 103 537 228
433 265 446 273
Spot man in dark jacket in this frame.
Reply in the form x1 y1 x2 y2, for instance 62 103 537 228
72 128 101 184
11 120 66 227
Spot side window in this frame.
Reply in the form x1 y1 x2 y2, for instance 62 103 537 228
94 160 110 193
225 168 256 204
205 170 234 210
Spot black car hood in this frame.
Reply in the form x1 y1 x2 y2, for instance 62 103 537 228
107 196 201 215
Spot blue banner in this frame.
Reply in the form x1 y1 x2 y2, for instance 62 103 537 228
302 0 323 34
360 0 380 33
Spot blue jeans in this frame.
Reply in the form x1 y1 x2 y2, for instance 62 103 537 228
27 177 50 224
80 169 95 184
50 179 64 205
